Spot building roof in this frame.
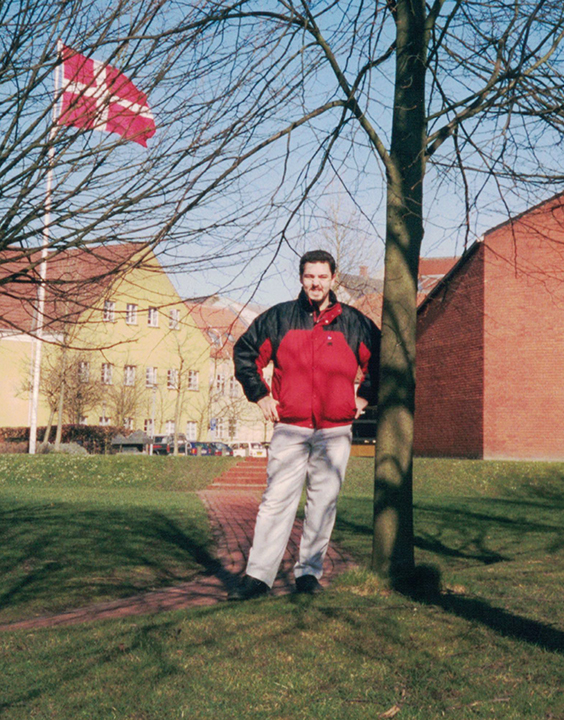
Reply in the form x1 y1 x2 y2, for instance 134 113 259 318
350 256 459 326
184 299 249 359
0 242 150 334
338 269 383 300
418 256 460 293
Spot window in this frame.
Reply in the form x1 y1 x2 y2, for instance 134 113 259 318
188 370 199 391
79 415 88 425
78 360 90 383
167 368 178 389
101 363 113 385
147 307 159 327
229 377 240 397
216 374 225 395
146 367 158 387
124 365 136 386
216 418 226 439
126 303 138 325
144 418 154 436
124 417 134 430
169 308 180 330
228 418 238 440
166 420 175 435
185 421 197 440
99 416 111 426
103 300 115 322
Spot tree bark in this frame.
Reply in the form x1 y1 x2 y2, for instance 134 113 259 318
372 0 427 580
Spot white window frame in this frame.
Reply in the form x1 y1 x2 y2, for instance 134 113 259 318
188 370 199 391
228 418 238 440
216 373 225 395
147 307 159 327
167 368 179 390
165 419 175 435
229 377 239 397
101 363 113 385
124 417 134 430
169 308 180 330
103 300 115 322
124 365 136 386
145 367 158 387
185 421 197 440
78 360 90 384
99 415 111 426
144 418 155 436
126 303 138 325
216 417 226 439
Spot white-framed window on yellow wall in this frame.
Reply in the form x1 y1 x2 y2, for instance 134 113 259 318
147 307 159 327
169 308 180 330
186 421 197 440
124 365 136 386
101 363 113 385
188 370 199 391
146 367 158 387
78 361 90 383
103 300 115 322
126 303 138 325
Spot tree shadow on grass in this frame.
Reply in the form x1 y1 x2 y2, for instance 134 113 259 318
394 564 564 655
335 495 564 654
0 500 234 620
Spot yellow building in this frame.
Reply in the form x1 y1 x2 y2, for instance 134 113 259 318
0 243 210 438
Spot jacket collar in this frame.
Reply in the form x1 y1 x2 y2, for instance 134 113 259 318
298 288 342 323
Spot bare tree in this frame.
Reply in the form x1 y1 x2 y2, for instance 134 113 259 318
297 196 383 293
6 1 564 581
158 1 564 583
105 373 146 431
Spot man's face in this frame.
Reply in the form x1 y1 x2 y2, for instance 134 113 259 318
300 261 335 310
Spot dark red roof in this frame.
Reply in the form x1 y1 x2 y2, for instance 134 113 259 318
0 243 149 333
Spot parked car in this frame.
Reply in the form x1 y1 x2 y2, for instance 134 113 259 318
231 441 267 458
151 434 172 455
152 433 189 455
210 442 234 456
193 441 216 456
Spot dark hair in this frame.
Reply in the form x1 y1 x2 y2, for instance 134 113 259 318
299 250 336 276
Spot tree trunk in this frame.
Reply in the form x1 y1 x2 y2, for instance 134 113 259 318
41 406 56 448
372 0 427 581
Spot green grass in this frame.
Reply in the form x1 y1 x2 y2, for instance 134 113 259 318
0 455 236 623
1 455 564 719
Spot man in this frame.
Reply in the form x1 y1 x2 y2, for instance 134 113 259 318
229 249 380 600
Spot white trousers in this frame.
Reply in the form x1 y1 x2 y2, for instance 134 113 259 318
246 423 352 588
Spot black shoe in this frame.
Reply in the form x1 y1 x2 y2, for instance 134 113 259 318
295 574 324 595
228 575 270 601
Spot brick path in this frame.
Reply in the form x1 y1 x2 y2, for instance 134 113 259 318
0 459 356 631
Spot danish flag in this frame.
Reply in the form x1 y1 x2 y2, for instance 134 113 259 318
58 44 156 147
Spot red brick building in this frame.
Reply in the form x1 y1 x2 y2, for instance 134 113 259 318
414 192 564 460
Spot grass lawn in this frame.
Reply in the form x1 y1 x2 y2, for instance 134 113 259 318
1 454 564 719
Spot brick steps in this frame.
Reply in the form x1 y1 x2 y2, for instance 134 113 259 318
210 456 268 487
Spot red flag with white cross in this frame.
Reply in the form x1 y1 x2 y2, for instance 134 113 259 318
58 43 156 147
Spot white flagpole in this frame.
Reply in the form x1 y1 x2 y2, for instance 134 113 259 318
29 40 63 454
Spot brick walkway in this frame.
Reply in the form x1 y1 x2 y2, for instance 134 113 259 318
0 459 356 632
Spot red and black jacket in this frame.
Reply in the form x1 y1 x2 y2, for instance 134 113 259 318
234 289 380 429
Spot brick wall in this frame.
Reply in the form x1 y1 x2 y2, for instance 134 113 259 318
483 197 564 459
414 244 485 457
